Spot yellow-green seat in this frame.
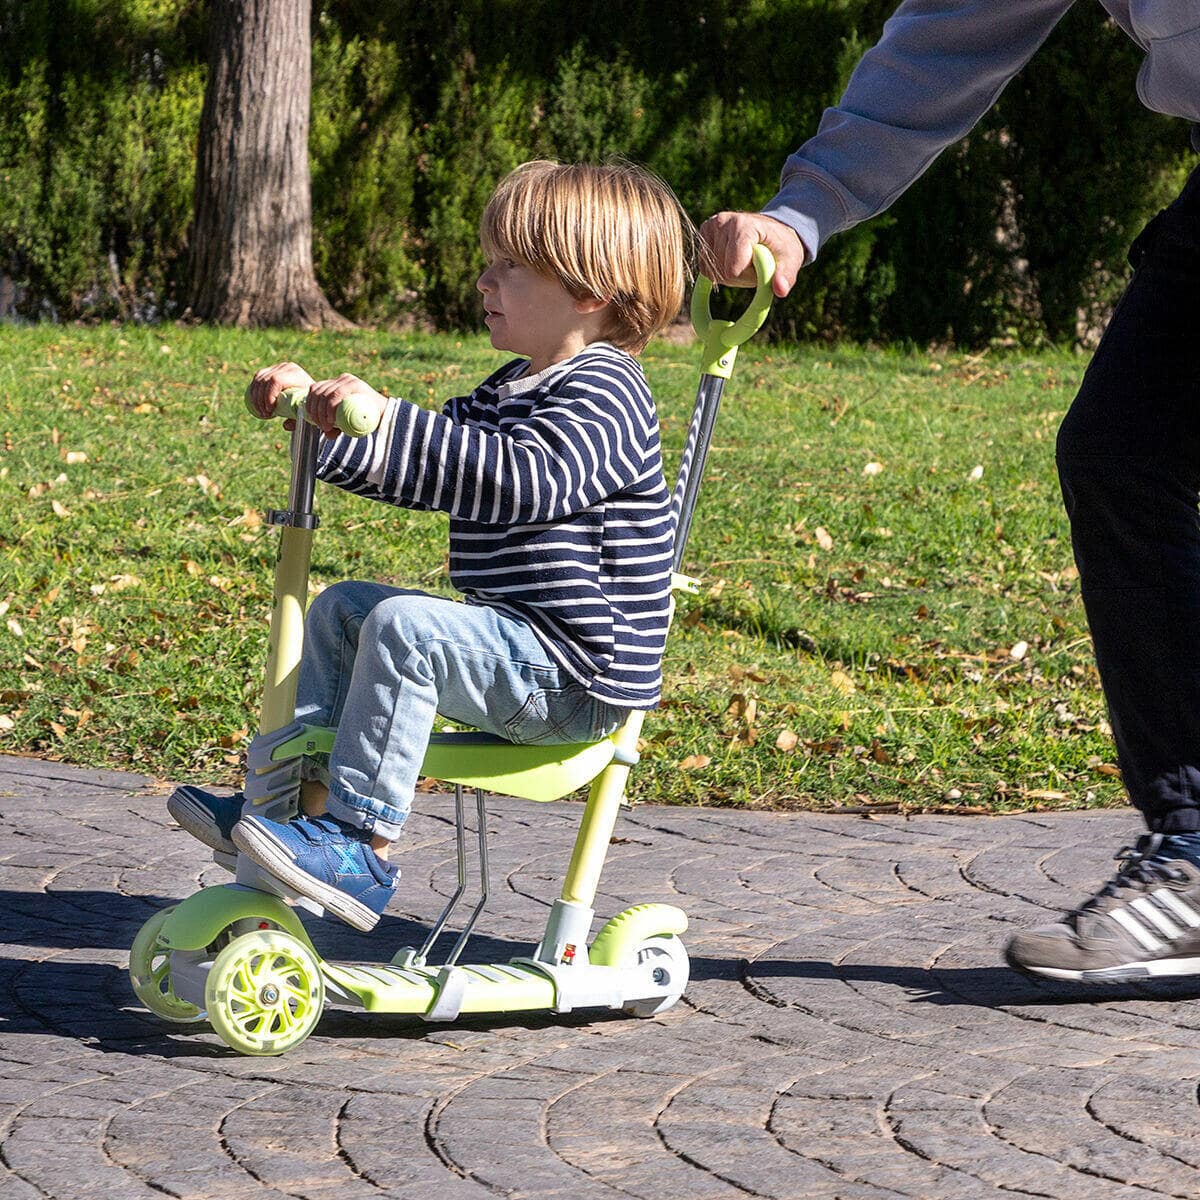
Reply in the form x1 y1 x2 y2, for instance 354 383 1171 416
419 731 618 802
271 725 619 803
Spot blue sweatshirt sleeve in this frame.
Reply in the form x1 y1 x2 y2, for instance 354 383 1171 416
764 0 1075 261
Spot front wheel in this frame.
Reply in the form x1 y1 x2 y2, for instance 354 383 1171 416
622 934 690 1018
205 930 325 1056
129 907 203 1023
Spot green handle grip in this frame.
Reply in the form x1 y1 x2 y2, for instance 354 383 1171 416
244 384 381 437
691 243 775 379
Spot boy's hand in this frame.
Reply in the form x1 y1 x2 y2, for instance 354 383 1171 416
248 362 316 427
305 374 389 439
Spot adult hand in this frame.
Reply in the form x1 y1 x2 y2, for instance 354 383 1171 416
304 373 389 439
247 361 316 427
698 212 807 298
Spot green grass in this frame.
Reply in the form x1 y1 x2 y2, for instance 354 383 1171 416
0 324 1124 815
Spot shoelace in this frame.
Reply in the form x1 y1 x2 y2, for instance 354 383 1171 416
1075 833 1189 915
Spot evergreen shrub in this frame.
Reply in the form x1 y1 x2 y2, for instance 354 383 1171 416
0 0 1191 343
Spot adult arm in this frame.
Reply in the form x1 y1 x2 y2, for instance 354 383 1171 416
704 0 1076 290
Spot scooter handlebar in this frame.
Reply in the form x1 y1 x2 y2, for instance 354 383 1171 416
690 244 775 380
244 384 381 438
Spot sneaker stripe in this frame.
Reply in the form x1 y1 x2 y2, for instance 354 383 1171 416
1110 906 1167 952
1153 888 1200 929
1129 896 1186 940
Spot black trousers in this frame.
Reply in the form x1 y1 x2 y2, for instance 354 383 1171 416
1057 160 1200 831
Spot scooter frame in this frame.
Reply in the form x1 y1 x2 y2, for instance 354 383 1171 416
129 248 775 1055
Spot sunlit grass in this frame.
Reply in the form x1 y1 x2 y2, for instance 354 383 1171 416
0 324 1122 814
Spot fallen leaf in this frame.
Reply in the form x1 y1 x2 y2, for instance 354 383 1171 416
680 754 711 770
814 526 834 551
1009 640 1029 661
862 461 883 476
830 670 856 695
51 499 70 518
232 507 262 529
775 729 799 752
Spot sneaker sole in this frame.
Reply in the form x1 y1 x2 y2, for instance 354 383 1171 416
1005 946 1200 982
167 787 237 855
231 818 382 932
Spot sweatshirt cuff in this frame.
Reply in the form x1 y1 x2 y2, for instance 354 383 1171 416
316 396 404 486
763 167 856 264
362 397 403 489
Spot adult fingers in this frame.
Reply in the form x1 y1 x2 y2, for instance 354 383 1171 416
698 212 806 298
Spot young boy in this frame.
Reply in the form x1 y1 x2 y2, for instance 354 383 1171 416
168 160 690 931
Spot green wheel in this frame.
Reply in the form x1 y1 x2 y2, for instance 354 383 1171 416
205 930 324 1056
129 907 203 1023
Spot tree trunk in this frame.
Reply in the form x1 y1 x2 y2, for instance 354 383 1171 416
188 0 350 329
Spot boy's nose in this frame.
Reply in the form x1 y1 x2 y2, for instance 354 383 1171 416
476 269 493 294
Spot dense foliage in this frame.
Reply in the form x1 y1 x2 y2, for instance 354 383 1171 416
0 0 1192 343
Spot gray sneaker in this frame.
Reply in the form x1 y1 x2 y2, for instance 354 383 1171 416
1004 834 1200 982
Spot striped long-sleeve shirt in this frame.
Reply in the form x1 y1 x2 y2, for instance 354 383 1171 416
316 342 673 708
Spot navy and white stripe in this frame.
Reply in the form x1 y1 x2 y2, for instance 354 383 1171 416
317 344 673 707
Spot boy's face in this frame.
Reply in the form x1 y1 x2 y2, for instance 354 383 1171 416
477 256 606 374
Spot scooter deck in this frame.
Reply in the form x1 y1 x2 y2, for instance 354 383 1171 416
322 958 556 1015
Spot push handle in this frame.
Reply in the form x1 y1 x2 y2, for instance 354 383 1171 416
690 244 775 379
244 384 381 438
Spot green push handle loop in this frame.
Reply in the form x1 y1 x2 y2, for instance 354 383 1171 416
244 384 380 438
691 243 775 379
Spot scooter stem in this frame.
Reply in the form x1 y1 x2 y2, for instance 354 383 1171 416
259 419 323 735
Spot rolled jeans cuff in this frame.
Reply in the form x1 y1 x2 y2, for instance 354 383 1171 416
325 780 410 842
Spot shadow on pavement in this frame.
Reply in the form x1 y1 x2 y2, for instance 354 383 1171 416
745 957 1200 1006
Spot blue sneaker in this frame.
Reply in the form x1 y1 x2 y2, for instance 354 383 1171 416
232 813 398 931
167 785 245 854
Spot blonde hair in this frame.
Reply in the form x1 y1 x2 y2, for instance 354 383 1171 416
480 159 692 354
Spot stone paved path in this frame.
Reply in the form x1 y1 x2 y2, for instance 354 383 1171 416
4 754 1200 1199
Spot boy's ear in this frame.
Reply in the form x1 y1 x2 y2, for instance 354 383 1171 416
573 294 611 316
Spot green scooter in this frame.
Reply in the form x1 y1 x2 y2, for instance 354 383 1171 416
128 248 775 1055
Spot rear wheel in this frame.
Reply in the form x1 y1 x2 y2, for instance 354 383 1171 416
129 908 203 1023
623 934 689 1018
205 930 324 1055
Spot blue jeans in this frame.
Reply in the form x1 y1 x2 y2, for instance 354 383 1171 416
1057 161 1200 831
295 582 623 840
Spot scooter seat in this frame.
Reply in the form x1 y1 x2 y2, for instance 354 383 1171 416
420 731 618 802
270 724 619 803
